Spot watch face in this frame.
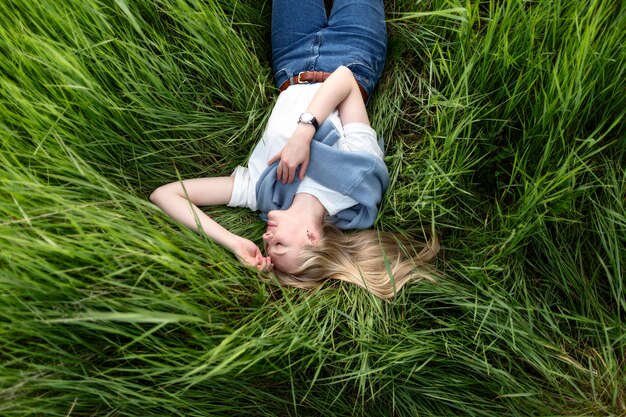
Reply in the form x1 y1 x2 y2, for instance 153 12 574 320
300 112 314 123
298 112 318 131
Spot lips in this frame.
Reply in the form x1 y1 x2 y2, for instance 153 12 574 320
267 221 277 228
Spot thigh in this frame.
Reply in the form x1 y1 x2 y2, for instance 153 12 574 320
271 0 327 62
321 0 388 96
326 0 387 67
328 0 386 33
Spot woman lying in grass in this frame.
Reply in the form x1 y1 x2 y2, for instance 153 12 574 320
151 0 439 298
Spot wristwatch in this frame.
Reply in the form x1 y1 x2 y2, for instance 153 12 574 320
298 112 319 131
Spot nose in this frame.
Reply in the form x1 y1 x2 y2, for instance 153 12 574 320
268 210 280 221
263 231 272 242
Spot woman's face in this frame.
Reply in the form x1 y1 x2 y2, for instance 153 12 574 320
262 210 320 273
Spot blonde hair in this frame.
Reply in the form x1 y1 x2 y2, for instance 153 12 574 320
273 222 440 298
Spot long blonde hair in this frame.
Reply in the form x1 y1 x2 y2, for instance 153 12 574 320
273 222 440 298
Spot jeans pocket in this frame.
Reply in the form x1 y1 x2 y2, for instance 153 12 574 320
274 68 289 88
345 62 375 86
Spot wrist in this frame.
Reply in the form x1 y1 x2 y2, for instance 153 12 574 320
294 123 316 141
223 232 242 252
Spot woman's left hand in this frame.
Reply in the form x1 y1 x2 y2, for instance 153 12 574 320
268 124 315 183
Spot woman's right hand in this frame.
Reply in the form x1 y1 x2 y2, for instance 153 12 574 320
268 123 315 183
230 236 273 272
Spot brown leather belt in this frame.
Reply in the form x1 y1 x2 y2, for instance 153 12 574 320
278 71 368 102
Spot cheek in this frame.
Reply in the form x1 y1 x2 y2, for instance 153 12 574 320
273 252 300 274
276 228 296 244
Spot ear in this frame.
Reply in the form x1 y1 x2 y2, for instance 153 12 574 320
307 229 320 245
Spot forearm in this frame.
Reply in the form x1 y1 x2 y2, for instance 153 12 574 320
305 66 358 125
153 194 239 250
296 66 369 141
149 177 240 252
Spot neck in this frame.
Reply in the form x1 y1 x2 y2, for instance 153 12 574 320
289 193 327 221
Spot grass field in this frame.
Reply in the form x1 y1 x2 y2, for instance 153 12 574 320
1 0 624 415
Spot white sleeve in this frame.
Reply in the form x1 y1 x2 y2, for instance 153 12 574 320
341 122 384 160
227 166 258 211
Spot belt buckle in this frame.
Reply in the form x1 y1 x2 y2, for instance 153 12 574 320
297 71 309 85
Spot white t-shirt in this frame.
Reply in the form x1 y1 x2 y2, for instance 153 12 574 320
227 83 384 215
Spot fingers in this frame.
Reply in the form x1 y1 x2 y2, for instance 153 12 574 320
276 160 297 184
269 152 283 182
268 152 280 165
262 256 274 272
287 164 296 184
299 158 309 181
268 151 307 184
278 163 290 184
254 254 274 272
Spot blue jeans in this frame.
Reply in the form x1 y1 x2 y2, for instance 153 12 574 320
271 0 387 100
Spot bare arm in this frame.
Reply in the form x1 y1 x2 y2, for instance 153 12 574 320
150 177 272 270
305 65 370 127
269 66 369 183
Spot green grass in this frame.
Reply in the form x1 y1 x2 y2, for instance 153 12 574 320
1 0 624 415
